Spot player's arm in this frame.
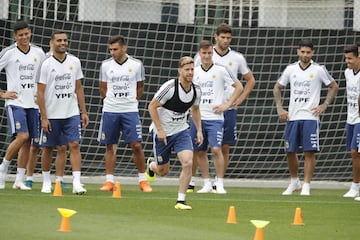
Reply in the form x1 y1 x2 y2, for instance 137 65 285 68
273 82 288 122
99 81 107 99
234 71 256 106
323 81 338 108
0 89 17 99
75 79 89 128
213 80 242 114
190 104 203 146
136 80 144 100
148 98 167 145
37 82 51 133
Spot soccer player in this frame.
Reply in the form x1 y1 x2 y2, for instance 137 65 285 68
190 40 243 194
97 35 152 193
342 45 360 200
273 39 338 196
188 23 255 192
24 41 68 190
146 56 203 210
37 30 88 194
0 21 46 190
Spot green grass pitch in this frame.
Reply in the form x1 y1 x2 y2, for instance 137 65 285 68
0 183 358 240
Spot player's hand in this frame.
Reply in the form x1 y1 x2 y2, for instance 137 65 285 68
81 112 89 128
157 129 167 145
196 131 203 146
213 104 228 114
1 91 18 100
41 119 51 133
311 104 327 117
277 108 288 122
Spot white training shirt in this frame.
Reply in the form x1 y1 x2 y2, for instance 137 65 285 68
194 47 250 102
0 43 46 108
150 79 201 136
100 55 145 113
345 68 360 124
193 63 238 120
38 53 84 119
277 61 335 121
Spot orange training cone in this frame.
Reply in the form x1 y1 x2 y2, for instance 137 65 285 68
226 206 237 224
57 208 77 232
53 180 63 197
292 207 304 225
250 220 270 240
112 181 122 198
253 227 264 240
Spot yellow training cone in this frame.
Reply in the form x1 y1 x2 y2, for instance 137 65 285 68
250 220 270 240
57 208 77 232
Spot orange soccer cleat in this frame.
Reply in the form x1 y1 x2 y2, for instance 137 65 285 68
99 181 115 191
139 180 152 192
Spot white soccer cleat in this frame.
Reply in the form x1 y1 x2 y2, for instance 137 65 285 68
282 181 301 195
214 184 227 194
300 183 310 196
354 197 360 201
73 184 87 195
41 181 52 193
343 188 359 198
12 182 31 190
196 183 213 193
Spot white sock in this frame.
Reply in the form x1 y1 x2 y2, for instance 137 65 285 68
351 182 359 190
0 158 11 171
42 171 51 183
56 176 64 182
203 178 211 186
15 168 26 183
149 161 156 171
138 172 146 182
290 177 300 184
189 177 196 186
72 171 81 185
217 177 224 186
105 174 114 183
177 192 186 202
26 176 33 181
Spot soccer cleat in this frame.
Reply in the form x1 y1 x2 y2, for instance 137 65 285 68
213 184 227 194
12 182 32 190
300 183 310 196
139 180 153 192
186 185 195 193
343 188 359 198
282 181 301 195
355 196 360 201
25 180 33 188
73 184 87 195
196 183 213 193
41 182 52 193
145 157 156 183
174 202 192 210
99 181 115 191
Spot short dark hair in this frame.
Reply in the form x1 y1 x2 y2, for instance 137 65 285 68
216 23 232 35
344 44 358 56
298 39 314 50
51 30 68 39
13 21 29 33
199 40 212 50
108 35 126 46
